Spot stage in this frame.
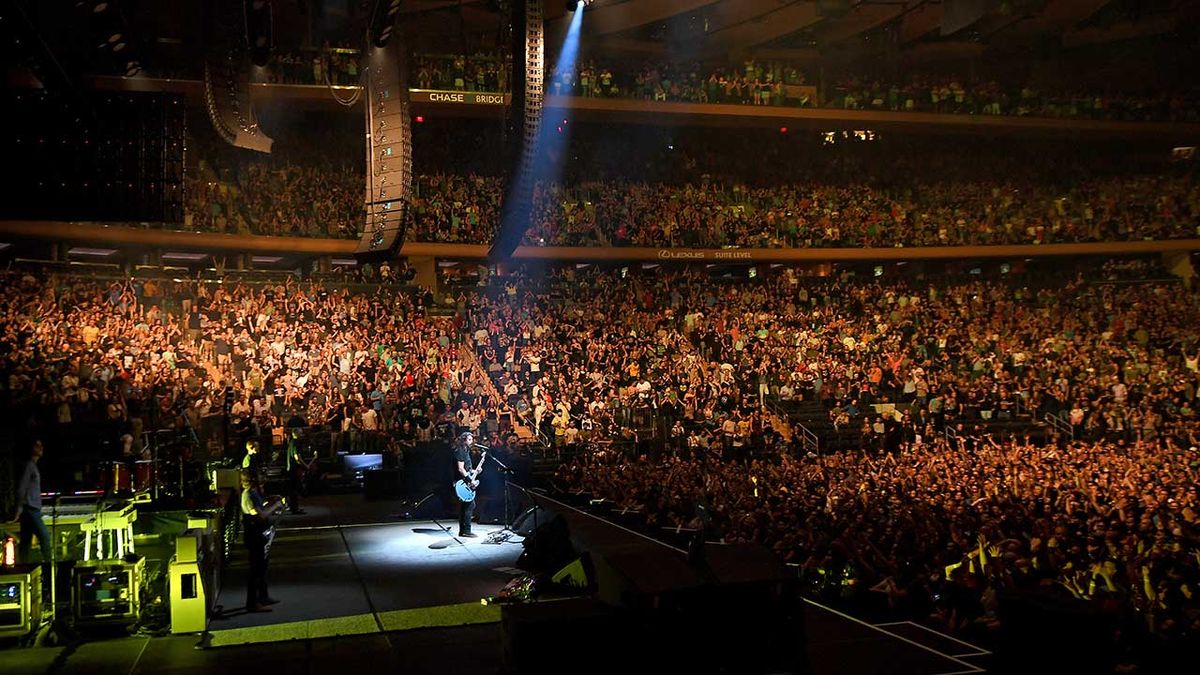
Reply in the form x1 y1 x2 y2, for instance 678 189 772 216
0 493 991 674
207 494 525 647
202 494 991 673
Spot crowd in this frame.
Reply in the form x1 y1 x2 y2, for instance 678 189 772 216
559 436 1200 665
184 162 361 238
291 48 1200 121
256 46 362 86
542 56 1200 121
405 171 1200 248
471 264 1200 461
829 75 1200 122
183 125 363 239
2 256 1199 662
511 264 1200 662
0 270 519 465
122 34 1200 123
184 165 1200 247
413 53 510 93
179 120 1199 247
548 57 811 107
405 174 504 245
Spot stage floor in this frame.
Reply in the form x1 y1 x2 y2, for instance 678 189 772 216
208 494 524 645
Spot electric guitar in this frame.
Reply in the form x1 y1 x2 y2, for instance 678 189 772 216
454 450 487 502
293 452 320 482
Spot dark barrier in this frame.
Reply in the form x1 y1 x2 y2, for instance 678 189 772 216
503 493 802 674
996 590 1119 673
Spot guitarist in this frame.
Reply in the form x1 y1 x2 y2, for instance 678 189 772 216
284 429 314 515
454 432 480 538
240 469 283 612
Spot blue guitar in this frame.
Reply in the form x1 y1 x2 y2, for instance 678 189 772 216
454 450 487 502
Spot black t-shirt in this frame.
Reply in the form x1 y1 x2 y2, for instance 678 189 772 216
453 444 471 475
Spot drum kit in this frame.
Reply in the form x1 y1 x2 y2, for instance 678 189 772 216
90 429 199 499
92 459 164 497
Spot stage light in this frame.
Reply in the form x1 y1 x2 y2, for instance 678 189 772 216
779 126 788 134
415 115 424 123
565 0 593 11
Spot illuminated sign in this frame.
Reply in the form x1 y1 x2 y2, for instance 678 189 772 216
657 249 753 261
411 90 510 106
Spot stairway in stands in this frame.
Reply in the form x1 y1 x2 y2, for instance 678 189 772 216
785 399 866 452
458 344 535 443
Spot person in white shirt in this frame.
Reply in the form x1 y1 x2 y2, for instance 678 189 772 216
361 406 378 431
12 440 50 567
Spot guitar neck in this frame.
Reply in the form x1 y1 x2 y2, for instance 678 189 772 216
473 452 487 476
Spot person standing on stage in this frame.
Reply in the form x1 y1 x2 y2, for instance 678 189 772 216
454 432 479 538
242 438 263 481
240 469 282 612
284 429 308 515
12 440 51 567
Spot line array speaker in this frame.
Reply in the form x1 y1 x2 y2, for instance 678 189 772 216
357 41 412 258
491 0 544 260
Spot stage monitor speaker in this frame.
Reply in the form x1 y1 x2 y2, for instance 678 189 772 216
996 590 1117 672
514 505 576 572
502 598 624 675
511 505 542 537
364 469 401 500
550 556 589 589
0 565 43 638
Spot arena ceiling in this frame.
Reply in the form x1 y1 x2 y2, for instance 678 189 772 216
4 0 1196 87
417 0 1194 63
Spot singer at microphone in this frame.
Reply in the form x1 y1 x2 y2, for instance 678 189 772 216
454 432 481 538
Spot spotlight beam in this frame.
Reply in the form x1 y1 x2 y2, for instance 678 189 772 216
492 4 582 260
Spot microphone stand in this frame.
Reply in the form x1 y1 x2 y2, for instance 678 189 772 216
51 493 60 627
486 453 516 531
477 448 520 544
38 492 72 646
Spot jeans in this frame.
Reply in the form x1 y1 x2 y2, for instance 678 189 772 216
244 523 270 607
459 497 476 535
19 508 52 566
